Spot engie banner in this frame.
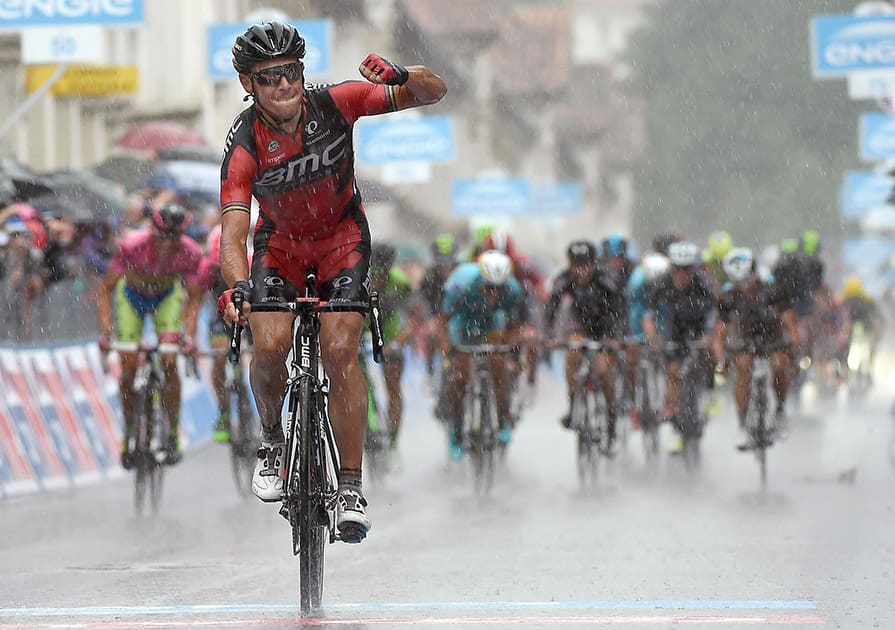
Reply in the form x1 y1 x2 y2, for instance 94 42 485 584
0 340 215 499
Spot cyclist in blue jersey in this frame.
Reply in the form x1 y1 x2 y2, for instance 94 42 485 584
438 250 536 460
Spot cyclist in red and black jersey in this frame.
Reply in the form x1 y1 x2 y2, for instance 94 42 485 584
217 22 446 542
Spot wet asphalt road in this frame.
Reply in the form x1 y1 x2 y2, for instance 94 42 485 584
1 353 893 630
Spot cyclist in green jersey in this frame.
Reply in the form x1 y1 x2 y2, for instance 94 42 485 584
369 243 413 451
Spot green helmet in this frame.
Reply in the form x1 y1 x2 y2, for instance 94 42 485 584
706 230 732 261
472 223 495 247
800 230 821 256
780 238 799 254
432 233 457 258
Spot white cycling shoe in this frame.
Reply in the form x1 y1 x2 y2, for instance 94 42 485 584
337 487 371 543
252 441 285 502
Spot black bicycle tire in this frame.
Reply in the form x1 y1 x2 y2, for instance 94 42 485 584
363 373 389 484
637 363 660 463
133 386 150 517
465 371 484 492
229 377 255 498
679 366 701 472
149 376 166 515
478 373 496 495
577 394 598 487
755 379 768 490
298 377 325 615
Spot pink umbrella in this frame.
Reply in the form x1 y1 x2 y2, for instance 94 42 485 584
116 122 209 152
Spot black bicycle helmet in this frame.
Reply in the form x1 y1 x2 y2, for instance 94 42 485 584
151 203 191 236
566 239 597 265
232 22 306 74
371 243 397 274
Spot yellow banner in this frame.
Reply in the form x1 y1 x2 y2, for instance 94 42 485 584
25 65 139 96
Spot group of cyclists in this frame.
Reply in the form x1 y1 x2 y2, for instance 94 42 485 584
393 225 887 461
92 21 890 552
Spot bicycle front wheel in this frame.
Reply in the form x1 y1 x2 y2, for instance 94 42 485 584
229 380 257 498
755 403 768 491
148 389 166 515
471 382 496 496
297 378 326 616
573 392 598 488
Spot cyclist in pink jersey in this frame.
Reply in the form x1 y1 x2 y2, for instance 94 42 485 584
217 21 446 542
97 203 204 468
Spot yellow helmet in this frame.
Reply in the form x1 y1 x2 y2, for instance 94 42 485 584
842 275 865 299
707 230 732 261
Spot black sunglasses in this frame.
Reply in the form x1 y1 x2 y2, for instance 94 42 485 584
250 62 303 87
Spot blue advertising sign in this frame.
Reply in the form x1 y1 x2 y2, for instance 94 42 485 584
452 178 531 217
811 14 895 77
860 112 895 161
532 181 581 215
0 0 143 27
356 116 454 164
207 19 331 80
841 170 895 218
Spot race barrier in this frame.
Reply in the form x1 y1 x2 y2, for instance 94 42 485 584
0 340 216 500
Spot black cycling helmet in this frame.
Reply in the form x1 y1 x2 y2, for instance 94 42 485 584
151 203 191 236
567 239 597 265
371 242 397 274
652 230 683 257
232 22 306 74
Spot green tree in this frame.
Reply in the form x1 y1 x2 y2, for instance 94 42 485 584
625 0 860 250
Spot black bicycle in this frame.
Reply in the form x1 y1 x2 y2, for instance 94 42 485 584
561 339 617 488
454 343 516 495
129 343 168 517
230 275 381 616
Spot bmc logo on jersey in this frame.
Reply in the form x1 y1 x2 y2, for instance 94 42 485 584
225 119 243 153
255 133 348 189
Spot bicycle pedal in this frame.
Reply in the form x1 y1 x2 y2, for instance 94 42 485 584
337 522 368 544
278 503 291 522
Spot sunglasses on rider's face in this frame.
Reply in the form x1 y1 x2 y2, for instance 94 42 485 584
250 62 303 87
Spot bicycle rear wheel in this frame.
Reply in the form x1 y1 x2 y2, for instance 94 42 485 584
297 378 326 616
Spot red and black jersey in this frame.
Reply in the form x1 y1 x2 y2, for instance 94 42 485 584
220 81 399 255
